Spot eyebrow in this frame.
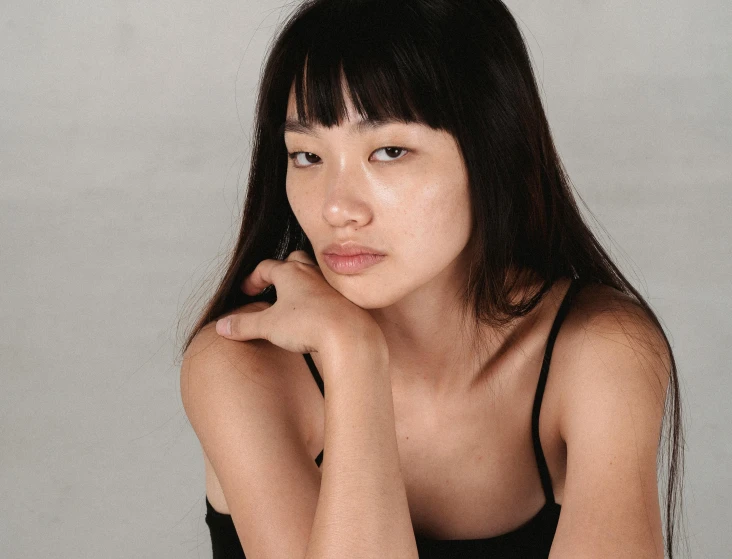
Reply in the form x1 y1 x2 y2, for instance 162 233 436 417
278 117 406 139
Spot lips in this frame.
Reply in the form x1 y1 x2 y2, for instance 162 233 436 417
322 242 385 256
322 253 386 274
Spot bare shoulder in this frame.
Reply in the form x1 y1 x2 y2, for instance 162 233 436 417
180 319 322 556
573 282 670 371
180 316 313 444
182 319 290 394
540 284 672 555
550 281 672 442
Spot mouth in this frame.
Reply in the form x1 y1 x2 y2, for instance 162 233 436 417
322 253 386 275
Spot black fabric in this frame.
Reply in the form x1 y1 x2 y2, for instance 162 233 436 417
303 352 324 398
205 278 583 558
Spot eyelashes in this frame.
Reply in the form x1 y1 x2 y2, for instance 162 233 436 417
287 146 409 168
287 151 321 167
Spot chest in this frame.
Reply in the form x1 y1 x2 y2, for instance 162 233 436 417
203 345 570 539
387 371 566 540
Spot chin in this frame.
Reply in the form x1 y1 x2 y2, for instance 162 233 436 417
326 280 391 310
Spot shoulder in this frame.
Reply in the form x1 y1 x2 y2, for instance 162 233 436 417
556 281 673 423
550 281 672 444
180 315 308 438
182 320 286 395
180 320 323 555
544 282 671 555
183 316 285 376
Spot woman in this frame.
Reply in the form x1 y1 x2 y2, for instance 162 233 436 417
179 0 684 557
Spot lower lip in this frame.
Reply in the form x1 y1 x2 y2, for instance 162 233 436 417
322 253 386 274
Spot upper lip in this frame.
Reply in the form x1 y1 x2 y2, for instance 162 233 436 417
322 242 385 256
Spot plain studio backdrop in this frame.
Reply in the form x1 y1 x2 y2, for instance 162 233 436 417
1 1 729 557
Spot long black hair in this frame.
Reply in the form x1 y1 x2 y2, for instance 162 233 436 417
179 1 684 555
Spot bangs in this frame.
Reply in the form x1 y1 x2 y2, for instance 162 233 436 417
286 0 457 133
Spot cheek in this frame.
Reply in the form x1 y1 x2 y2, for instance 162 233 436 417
401 182 472 256
286 179 311 227
285 177 296 209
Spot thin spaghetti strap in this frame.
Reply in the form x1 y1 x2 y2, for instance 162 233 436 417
531 277 584 505
303 353 325 397
303 353 325 467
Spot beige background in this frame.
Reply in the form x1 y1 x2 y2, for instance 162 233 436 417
1 1 729 557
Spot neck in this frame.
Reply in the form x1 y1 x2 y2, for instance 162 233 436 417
370 293 545 399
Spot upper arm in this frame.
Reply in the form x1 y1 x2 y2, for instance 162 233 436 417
549 298 671 559
181 322 321 559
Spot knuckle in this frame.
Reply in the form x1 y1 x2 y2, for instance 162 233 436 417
285 250 313 265
269 262 284 281
228 314 239 335
288 261 311 275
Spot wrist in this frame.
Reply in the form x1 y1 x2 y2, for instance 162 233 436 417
319 318 389 376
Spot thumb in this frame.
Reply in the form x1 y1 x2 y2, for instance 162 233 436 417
215 302 270 340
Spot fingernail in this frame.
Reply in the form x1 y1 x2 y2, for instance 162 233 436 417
216 317 231 336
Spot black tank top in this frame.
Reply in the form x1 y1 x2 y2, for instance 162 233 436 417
205 277 583 558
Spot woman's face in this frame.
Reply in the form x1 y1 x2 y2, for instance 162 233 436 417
284 86 474 310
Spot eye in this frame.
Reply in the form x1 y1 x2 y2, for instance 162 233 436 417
287 146 409 168
288 152 321 167
372 146 409 162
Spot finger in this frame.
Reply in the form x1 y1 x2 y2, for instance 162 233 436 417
216 307 266 341
215 302 271 336
241 252 317 295
240 259 283 295
285 250 317 266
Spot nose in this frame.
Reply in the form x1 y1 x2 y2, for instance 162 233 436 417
321 161 375 229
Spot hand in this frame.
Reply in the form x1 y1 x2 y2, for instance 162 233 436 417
215 250 380 356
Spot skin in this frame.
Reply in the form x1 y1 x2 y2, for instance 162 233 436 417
283 83 516 401
275 82 580 536
198 80 669 556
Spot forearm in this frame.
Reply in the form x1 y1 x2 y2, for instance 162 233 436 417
304 328 418 559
